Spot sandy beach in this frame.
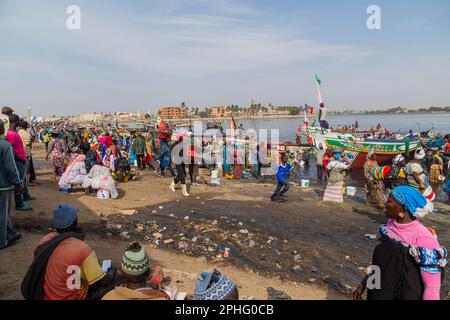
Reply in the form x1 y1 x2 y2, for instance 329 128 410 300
1 144 449 300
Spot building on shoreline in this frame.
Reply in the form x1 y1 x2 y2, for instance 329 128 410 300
159 106 189 119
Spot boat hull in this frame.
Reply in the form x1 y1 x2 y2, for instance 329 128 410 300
304 127 420 169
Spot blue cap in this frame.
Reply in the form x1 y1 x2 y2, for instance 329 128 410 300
53 204 77 229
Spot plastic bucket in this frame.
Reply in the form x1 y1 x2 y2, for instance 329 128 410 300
211 170 219 180
347 186 356 196
97 189 110 200
301 179 310 188
243 172 250 180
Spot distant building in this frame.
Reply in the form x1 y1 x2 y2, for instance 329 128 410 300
211 106 228 118
159 106 188 119
274 106 300 116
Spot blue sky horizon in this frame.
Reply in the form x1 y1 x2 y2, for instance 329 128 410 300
1 0 449 116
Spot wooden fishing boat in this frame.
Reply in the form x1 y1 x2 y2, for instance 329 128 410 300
304 126 420 168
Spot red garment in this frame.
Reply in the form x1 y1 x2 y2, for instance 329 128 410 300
106 136 112 147
323 154 332 175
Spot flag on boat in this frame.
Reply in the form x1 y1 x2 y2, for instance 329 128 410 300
315 74 322 85
230 112 237 130
315 74 324 104
304 104 314 115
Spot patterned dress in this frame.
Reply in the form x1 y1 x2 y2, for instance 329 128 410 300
50 139 66 177
364 159 386 208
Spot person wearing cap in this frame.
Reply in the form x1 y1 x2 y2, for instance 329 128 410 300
102 242 168 300
363 151 386 209
194 270 238 300
6 114 33 211
0 119 23 249
26 204 114 300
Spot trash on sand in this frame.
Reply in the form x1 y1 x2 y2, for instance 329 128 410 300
184 216 190 220
249 240 255 248
345 256 351 261
151 210 157 214
266 287 292 300
164 239 174 244
364 234 377 240
143 235 151 241
191 236 198 243
294 255 301 262
309 278 316 283
169 214 175 217
178 242 187 249
239 229 249 234
119 231 130 240
212 220 218 225
153 232 163 239
159 206 164 210
293 265 302 271
121 209 137 215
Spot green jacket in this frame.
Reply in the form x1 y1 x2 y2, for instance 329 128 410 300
132 136 146 155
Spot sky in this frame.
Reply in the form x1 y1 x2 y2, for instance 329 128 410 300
1 0 449 116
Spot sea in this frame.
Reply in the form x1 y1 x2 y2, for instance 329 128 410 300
214 113 450 204
223 113 450 142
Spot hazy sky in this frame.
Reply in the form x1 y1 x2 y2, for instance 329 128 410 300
1 0 449 116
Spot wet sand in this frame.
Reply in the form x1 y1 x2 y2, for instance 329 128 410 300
1 145 449 300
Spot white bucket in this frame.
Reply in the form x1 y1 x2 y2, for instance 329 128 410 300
211 170 218 180
301 179 310 188
134 160 138 167
97 189 110 200
347 186 356 196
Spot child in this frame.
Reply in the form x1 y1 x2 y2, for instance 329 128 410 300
271 154 292 202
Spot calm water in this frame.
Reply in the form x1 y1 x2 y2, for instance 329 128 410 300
215 113 449 203
222 113 450 142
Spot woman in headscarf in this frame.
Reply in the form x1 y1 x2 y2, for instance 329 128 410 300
363 151 386 209
384 154 408 195
429 151 444 184
323 152 350 203
354 186 447 300
83 162 119 199
405 147 435 201
58 154 89 192
46 131 67 180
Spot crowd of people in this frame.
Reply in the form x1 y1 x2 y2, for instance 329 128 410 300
1 104 450 300
20 204 238 300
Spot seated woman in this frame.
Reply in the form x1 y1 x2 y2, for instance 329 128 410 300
58 154 89 193
82 163 119 199
354 186 447 300
114 152 135 183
